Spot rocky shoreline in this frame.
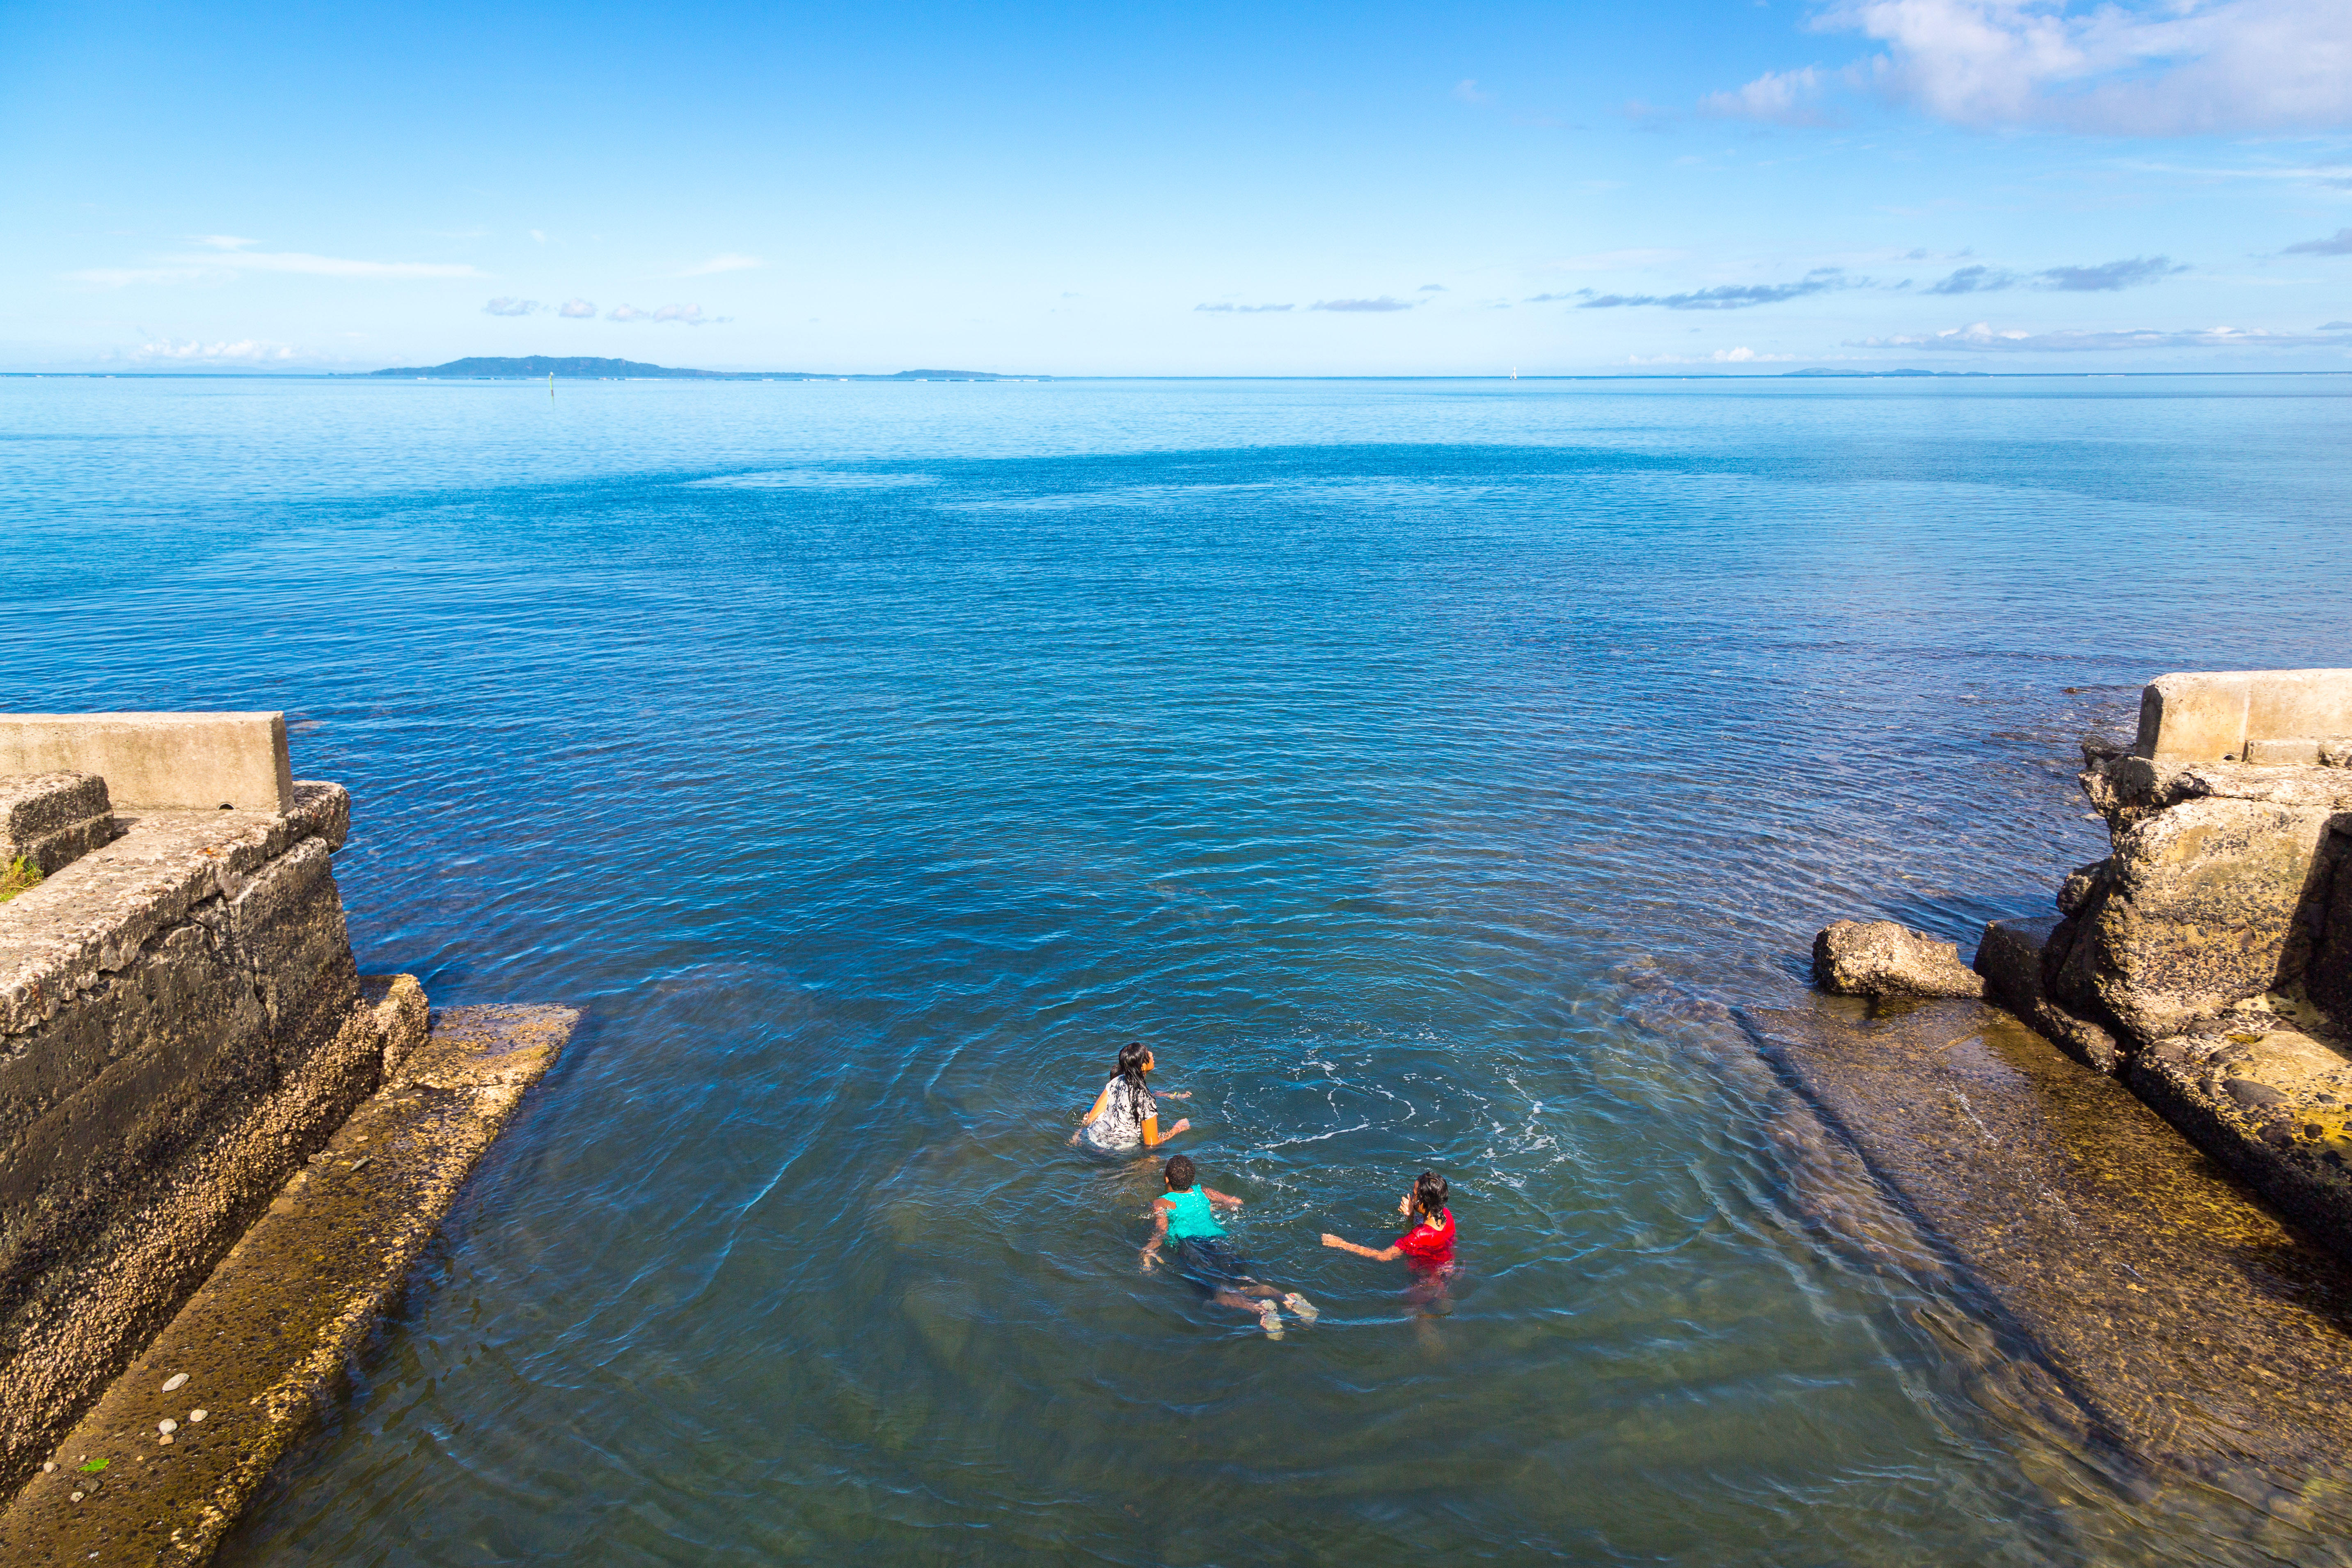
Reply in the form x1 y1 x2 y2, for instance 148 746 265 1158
1818 668 2352 1262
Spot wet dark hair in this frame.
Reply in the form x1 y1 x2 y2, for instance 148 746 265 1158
1164 1154 1196 1190
1410 1171 1449 1220
1113 1040 1154 1120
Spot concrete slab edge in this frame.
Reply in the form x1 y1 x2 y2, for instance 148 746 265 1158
0 1003 577 1566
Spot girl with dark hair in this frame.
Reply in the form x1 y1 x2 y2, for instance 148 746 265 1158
1321 1171 1457 1307
1073 1041 1190 1152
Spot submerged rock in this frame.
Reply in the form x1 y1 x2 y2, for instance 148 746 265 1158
1812 920 1985 1000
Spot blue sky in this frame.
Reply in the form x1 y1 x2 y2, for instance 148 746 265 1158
5 0 2348 374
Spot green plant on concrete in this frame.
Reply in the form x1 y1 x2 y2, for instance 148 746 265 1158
0 856 40 902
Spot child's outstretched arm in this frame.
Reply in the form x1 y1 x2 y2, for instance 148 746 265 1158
1141 1203 1173 1271
1320 1232 1403 1261
1202 1186 1243 1208
1138 1113 1192 1148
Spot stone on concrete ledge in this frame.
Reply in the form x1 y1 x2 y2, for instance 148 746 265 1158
0 714 293 815
0 774 117 879
1813 920 1986 1000
1974 915 2125 1072
2055 858 2108 917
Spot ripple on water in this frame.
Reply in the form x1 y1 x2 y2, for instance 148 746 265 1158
3 376 2350 1564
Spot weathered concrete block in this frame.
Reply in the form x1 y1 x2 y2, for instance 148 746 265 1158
2244 737 2324 766
0 714 293 815
2136 670 2352 769
1974 915 2125 1072
2087 795 2335 1040
1814 920 1985 1000
0 775 116 879
0 782 390 1495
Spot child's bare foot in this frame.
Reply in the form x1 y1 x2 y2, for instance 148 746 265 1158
1282 1292 1318 1325
1257 1301 1284 1340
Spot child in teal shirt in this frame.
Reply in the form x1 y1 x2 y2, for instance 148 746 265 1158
1141 1155 1316 1339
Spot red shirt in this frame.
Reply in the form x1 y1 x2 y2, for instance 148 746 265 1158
1394 1208 1455 1272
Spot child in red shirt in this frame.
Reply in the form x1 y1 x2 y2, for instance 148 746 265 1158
1321 1171 1455 1307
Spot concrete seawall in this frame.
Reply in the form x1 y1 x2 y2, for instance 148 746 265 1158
0 713 569 1555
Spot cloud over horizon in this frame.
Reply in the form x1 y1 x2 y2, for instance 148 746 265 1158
1310 297 1416 312
2284 228 2352 255
607 302 729 324
1707 0 2352 135
1849 319 2352 350
1195 302 1294 312
1928 255 2187 293
133 337 296 362
559 298 598 317
483 297 540 316
1575 268 1857 309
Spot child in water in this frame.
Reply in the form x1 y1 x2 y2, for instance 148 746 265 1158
1321 1171 1456 1310
1142 1155 1317 1339
1074 1041 1190 1153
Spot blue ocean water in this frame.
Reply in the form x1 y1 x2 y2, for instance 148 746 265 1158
5 373 2352 1565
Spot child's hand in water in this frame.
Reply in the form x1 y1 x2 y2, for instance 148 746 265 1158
1160 1090 1191 1100
1168 1117 1192 1135
1399 1190 1414 1217
1139 1250 1158 1273
1321 1233 1349 1250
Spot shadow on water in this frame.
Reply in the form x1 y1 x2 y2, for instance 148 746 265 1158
1746 994 2352 1557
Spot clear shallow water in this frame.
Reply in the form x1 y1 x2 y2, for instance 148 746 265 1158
5 375 2352 1565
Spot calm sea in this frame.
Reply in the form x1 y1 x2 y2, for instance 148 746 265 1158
5 374 2351 1565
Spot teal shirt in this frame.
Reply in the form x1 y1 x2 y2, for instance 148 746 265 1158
1159 1186 1225 1243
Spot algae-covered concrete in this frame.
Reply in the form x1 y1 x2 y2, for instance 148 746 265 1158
0 783 376 1493
1754 997 2352 1482
0 1004 574 1566
0 775 118 879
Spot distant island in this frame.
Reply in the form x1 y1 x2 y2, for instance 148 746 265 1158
365 357 1027 381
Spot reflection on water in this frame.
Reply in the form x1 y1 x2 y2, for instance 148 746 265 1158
4 375 2352 1564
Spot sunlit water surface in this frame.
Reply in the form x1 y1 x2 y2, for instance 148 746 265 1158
6 374 2352 1566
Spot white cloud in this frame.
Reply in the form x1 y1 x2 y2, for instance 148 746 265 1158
1310 296 1418 312
1739 0 2352 135
133 337 296 362
1698 65 1835 125
558 298 598 318
608 302 731 324
183 250 482 278
1848 319 2352 349
75 242 485 284
1626 346 1798 364
483 297 540 316
682 252 762 276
